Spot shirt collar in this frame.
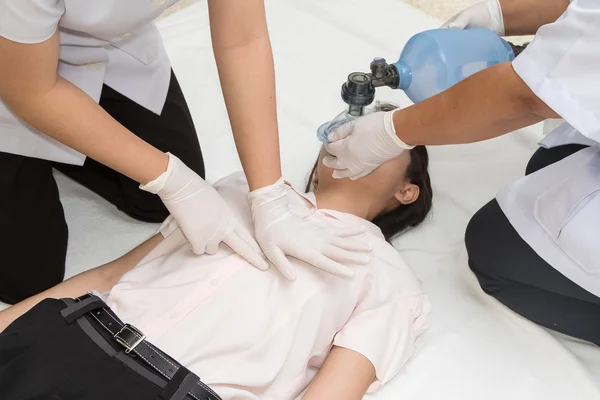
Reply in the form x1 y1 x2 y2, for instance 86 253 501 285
287 186 384 240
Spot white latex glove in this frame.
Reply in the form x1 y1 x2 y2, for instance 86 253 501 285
440 0 505 36
141 153 268 270
323 110 414 180
248 179 372 281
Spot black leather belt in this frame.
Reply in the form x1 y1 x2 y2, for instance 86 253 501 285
60 294 222 400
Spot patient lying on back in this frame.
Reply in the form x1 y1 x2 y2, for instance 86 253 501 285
0 105 433 400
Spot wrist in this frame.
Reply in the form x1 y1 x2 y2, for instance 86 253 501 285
140 152 178 194
138 150 170 186
240 147 282 191
486 0 505 35
247 177 287 210
247 172 282 192
386 110 415 151
248 177 286 195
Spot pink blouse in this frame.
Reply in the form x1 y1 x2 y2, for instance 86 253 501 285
105 173 430 399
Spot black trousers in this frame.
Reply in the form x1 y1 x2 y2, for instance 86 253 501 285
0 298 192 399
0 71 204 305
466 144 600 345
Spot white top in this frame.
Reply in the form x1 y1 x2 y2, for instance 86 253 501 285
104 173 431 400
0 0 175 164
510 0 600 142
497 0 600 296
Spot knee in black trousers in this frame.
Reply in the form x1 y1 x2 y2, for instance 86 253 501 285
0 153 68 305
466 145 600 345
465 201 509 296
467 144 592 295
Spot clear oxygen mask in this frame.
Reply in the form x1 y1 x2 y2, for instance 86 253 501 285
316 101 397 143
317 110 359 143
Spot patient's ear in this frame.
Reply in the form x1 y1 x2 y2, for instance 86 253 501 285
394 183 420 205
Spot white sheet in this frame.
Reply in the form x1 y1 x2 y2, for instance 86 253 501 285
3 0 600 398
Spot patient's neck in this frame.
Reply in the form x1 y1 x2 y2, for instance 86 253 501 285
313 184 375 220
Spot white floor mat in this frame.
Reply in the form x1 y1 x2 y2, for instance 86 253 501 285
4 0 600 398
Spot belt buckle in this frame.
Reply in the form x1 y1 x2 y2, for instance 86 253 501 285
114 323 146 354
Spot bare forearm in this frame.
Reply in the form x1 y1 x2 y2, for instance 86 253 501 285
12 77 168 184
501 0 570 35
209 0 281 191
0 234 162 333
214 40 281 190
394 62 557 146
0 34 167 185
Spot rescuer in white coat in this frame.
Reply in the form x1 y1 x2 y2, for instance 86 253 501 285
325 0 600 344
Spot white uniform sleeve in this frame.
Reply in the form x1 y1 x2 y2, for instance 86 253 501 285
333 272 431 392
512 0 600 142
0 0 65 44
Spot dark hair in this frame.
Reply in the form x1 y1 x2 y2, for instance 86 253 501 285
306 102 433 241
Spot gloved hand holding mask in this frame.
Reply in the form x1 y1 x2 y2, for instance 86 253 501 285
323 109 414 180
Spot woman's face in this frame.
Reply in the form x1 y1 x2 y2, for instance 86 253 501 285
314 147 420 217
